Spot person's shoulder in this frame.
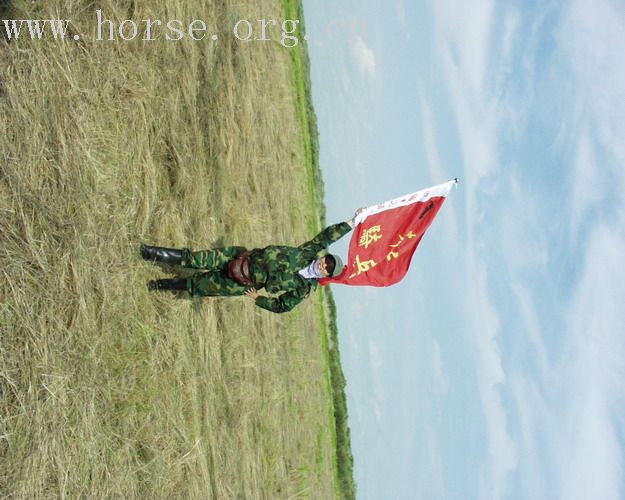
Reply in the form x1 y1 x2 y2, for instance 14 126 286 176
300 277 316 297
300 275 318 289
292 273 316 289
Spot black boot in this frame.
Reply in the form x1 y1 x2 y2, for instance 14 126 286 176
140 244 183 265
148 278 188 292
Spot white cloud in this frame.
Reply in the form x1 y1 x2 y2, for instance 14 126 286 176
431 3 526 498
466 257 518 500
500 10 520 63
365 338 386 431
474 0 625 491
503 6 625 491
508 377 552 499
541 16 625 497
510 283 548 373
425 430 446 499
396 0 411 41
557 0 625 239
569 131 604 236
432 0 495 93
368 339 383 370
431 340 445 390
419 94 460 241
419 95 448 184
396 0 407 26
555 224 625 500
351 35 376 79
437 42 499 242
498 176 549 273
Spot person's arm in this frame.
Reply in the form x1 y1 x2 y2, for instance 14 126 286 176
245 287 308 314
299 209 364 254
346 208 365 228
299 222 351 255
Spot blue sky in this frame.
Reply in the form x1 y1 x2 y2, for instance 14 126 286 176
303 1 625 499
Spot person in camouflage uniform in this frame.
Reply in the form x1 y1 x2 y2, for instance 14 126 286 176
140 211 360 313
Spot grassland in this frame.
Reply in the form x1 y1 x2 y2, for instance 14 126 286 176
1 0 354 498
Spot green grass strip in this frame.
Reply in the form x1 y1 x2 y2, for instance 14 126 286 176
281 1 356 498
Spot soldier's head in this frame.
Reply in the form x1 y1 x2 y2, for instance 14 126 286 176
317 254 343 278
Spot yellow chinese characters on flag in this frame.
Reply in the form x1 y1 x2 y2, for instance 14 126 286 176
320 180 457 287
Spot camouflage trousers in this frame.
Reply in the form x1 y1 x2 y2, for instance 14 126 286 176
181 246 251 297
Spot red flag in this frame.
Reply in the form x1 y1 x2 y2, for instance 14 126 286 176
320 179 457 287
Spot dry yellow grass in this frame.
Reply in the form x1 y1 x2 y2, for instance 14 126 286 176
1 0 339 497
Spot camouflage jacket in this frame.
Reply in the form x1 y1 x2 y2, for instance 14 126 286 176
248 222 352 313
